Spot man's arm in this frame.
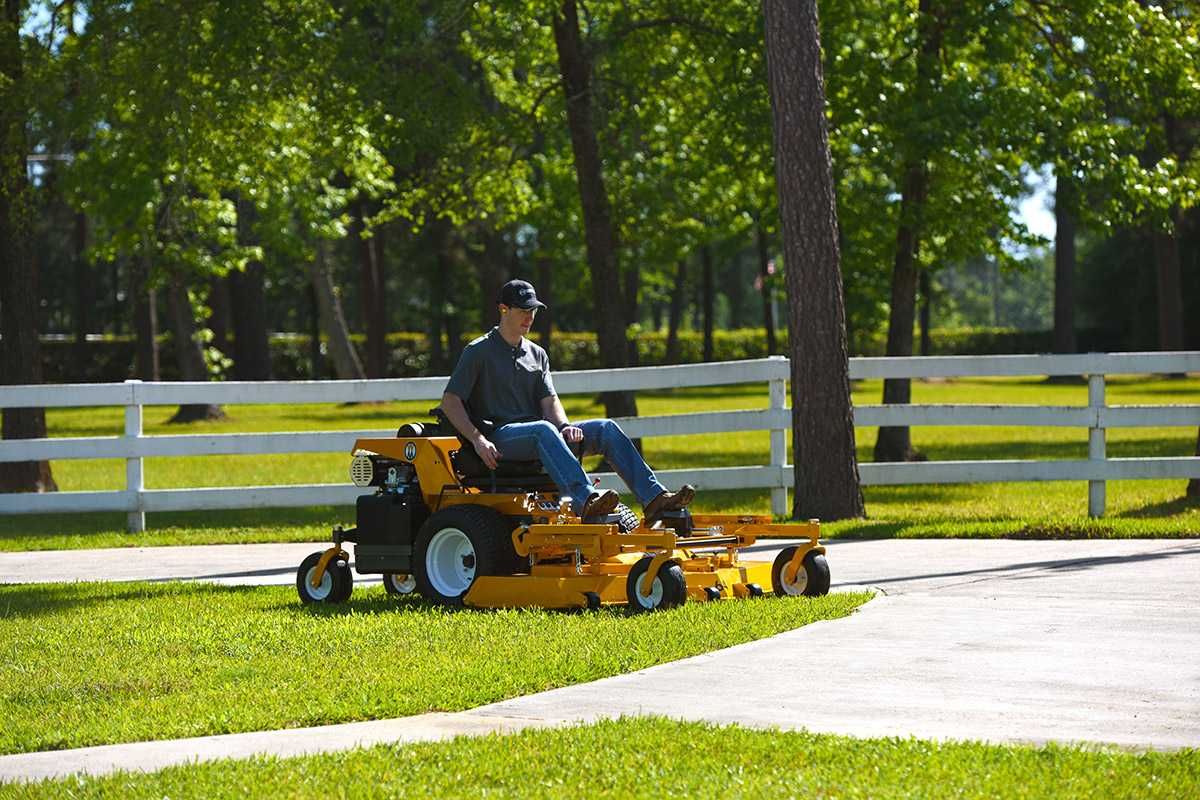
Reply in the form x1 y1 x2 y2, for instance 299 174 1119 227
442 391 501 469
541 395 582 444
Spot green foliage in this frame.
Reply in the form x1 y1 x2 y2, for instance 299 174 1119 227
0 580 867 753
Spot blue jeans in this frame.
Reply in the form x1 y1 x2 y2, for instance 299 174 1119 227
490 419 665 514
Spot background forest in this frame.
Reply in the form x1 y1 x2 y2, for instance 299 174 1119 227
4 0 1199 387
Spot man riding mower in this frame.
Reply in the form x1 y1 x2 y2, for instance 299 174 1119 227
296 279 830 611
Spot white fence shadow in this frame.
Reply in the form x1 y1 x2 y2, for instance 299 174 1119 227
1 352 1198 531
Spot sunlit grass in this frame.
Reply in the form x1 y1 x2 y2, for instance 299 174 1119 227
0 581 868 755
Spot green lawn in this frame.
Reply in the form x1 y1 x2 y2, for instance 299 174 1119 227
9 717 1198 799
1 375 1197 550
0 581 869 755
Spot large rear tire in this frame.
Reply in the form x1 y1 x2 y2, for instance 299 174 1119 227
414 505 517 606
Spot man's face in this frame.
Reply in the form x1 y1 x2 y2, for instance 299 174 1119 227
500 304 537 334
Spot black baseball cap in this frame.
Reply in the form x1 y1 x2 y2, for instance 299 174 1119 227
498 279 547 310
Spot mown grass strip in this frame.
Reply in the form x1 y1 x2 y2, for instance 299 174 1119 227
0 582 869 755
10 717 1199 799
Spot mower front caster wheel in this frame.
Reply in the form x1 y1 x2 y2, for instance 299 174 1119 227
626 557 687 613
772 547 831 597
297 551 353 604
383 573 416 596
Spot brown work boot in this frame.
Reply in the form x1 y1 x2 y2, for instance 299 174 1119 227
643 485 695 524
580 489 620 518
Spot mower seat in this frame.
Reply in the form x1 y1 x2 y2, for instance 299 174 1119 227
422 407 567 492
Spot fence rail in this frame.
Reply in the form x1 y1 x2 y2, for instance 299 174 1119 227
1 352 1197 530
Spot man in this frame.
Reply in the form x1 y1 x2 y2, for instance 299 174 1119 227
441 279 695 522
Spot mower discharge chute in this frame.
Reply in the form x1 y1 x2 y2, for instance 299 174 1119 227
296 418 830 612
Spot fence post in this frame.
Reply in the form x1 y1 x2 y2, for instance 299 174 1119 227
1087 373 1106 518
125 380 145 533
769 362 788 517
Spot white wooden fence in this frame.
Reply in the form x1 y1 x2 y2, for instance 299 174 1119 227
1 352 1197 531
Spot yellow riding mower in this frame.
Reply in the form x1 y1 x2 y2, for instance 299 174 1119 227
297 416 830 612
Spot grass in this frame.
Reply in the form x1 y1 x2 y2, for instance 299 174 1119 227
9 717 1199 799
0 581 869 755
1 375 1198 550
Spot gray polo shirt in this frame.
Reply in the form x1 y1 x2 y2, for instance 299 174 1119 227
444 328 556 428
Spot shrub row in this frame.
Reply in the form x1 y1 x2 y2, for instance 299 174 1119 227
40 327 1124 384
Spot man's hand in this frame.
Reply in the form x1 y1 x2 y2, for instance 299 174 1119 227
560 425 583 444
473 436 501 470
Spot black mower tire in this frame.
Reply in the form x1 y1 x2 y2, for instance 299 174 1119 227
414 505 518 606
297 551 353 605
771 547 831 597
625 557 687 613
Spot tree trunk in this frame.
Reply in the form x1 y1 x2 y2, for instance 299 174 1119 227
351 201 387 379
478 228 505 333
165 270 224 423
534 253 553 353
230 198 272 380
1188 429 1199 499
71 210 91 378
307 282 323 379
665 258 687 363
1053 172 1078 354
763 0 864 521
131 252 160 380
552 0 637 423
308 241 365 380
756 223 777 355
918 269 931 357
207 274 230 356
1153 210 1184 353
874 0 940 464
701 244 715 362
0 0 56 492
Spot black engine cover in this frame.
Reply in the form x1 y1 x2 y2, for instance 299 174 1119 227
353 493 426 574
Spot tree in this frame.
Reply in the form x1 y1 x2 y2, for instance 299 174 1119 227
1 0 56 492
763 0 864 520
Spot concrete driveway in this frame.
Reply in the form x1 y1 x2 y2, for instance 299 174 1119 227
0 536 1197 782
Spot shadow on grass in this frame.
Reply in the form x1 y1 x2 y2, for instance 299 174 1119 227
0 581 257 621
1116 494 1200 519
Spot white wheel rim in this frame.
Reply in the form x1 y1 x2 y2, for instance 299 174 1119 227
389 573 416 594
305 566 333 601
780 554 808 596
426 527 476 597
636 573 664 608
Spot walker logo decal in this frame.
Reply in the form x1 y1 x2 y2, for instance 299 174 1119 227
404 442 417 461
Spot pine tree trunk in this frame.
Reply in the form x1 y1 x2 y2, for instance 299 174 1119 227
701 245 715 362
533 254 554 353
1153 210 1184 353
351 201 387 379
874 0 940 464
231 195 273 380
665 258 687 363
308 241 365 380
918 269 931 357
207 274 230 355
478 228 505 333
1053 173 1077 354
1188 429 1199 498
165 270 224 423
131 252 160 380
0 0 56 492
71 210 91 379
756 223 777 355
764 0 864 520
552 0 637 423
